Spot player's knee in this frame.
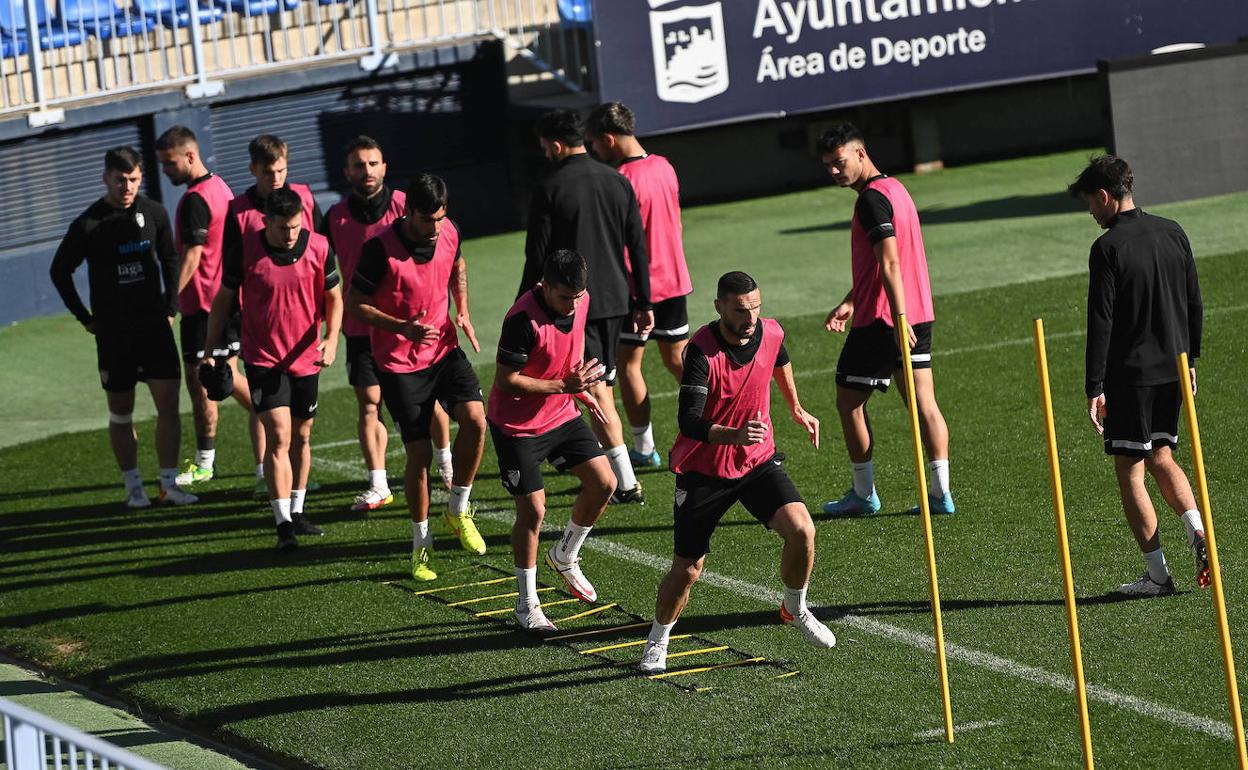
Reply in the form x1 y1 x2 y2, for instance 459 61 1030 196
459 405 486 436
679 559 703 585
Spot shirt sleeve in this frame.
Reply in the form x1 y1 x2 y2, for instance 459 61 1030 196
49 217 91 325
775 344 791 368
677 342 712 442
323 244 340 291
220 230 245 291
152 204 179 316
311 199 325 235
178 192 211 247
1084 242 1115 398
496 311 535 369
520 184 550 299
855 189 895 245
1183 232 1203 360
351 238 389 295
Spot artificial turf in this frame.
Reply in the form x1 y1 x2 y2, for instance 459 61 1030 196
2 149 1247 768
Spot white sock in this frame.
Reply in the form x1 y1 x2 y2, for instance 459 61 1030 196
158 468 178 490
606 445 638 491
434 445 453 467
928 459 950 498
783 585 808 616
122 468 143 491
632 423 655 455
851 461 874 499
648 618 676 646
516 566 538 609
1144 548 1169 584
368 468 388 490
291 489 306 515
271 498 292 525
255 463 265 480
557 521 592 563
1182 510 1204 543
448 484 472 516
195 448 216 469
412 519 430 550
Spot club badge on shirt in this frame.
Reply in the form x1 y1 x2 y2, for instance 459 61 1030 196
134 212 145 228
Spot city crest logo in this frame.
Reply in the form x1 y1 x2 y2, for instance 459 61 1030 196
649 0 729 104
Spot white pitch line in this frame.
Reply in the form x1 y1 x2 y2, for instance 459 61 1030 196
914 720 1001 739
466 507 1233 742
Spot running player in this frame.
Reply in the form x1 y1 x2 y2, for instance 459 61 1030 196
202 189 342 551
346 173 488 581
49 146 197 508
155 126 247 490
586 101 693 469
490 249 616 633
1070 155 1208 596
639 272 834 673
817 123 954 517
520 109 652 504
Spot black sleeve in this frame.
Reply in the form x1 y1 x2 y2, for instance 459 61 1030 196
221 228 245 291
152 204 179 316
677 342 712 442
622 181 651 309
311 199 325 235
855 189 895 245
520 184 550 298
179 192 211 247
1183 232 1203 360
775 344 790 368
1085 242 1114 398
323 245 340 291
351 238 389 295
496 311 536 369
49 218 91 325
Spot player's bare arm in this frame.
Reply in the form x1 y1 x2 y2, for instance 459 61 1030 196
824 290 854 332
448 256 481 352
200 287 237 369
494 358 605 397
177 244 204 292
346 287 438 344
875 236 916 348
774 362 820 449
317 284 343 367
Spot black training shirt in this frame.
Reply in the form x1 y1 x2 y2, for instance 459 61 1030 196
221 230 340 293
677 321 790 441
855 175 895 245
1085 208 1203 397
496 287 576 369
50 195 179 330
351 219 462 296
520 153 650 319
177 173 215 247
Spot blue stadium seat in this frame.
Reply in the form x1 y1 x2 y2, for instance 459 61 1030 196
61 0 155 38
0 0 85 54
215 0 299 17
557 0 590 25
134 0 222 29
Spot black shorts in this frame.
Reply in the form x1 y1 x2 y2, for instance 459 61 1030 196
180 310 241 362
835 320 934 392
1103 381 1181 458
584 315 625 386
246 365 320 419
489 416 604 496
96 321 181 392
620 296 690 347
345 335 380 388
673 454 804 560
377 347 483 444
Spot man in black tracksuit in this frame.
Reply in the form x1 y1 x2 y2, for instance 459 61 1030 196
1070 155 1206 598
519 109 653 503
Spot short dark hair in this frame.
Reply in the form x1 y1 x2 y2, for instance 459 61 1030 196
406 173 448 215
543 249 588 291
264 187 303 220
154 125 197 152
1067 155 1134 200
717 271 758 299
816 122 865 155
104 146 142 173
535 109 585 148
586 102 635 138
248 134 287 165
344 135 382 159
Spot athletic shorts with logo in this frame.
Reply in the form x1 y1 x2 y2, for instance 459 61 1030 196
377 347 482 444
620 295 690 347
836 320 934 392
97 321 181 392
489 415 604 496
1103 381 1181 458
180 310 242 362
583 315 625 386
344 334 381 388
673 453 804 560
246 364 320 419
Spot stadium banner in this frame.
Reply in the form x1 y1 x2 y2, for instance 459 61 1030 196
593 0 1248 134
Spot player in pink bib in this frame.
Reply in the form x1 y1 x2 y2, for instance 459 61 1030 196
638 272 834 673
818 123 954 517
488 250 617 634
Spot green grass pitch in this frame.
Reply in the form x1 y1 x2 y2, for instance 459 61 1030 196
2 148 1248 768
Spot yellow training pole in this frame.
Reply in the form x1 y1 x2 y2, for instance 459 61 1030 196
1177 352 1248 768
1032 318 1095 770
897 312 954 743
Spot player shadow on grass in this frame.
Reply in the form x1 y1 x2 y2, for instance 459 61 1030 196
813 590 1192 622
778 191 1077 235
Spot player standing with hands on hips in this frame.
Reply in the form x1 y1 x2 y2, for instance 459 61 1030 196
1070 155 1208 597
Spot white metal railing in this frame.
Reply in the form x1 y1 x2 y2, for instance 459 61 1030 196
0 0 591 124
2 696 169 770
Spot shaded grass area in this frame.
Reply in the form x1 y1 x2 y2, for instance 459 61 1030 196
2 247 1246 768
